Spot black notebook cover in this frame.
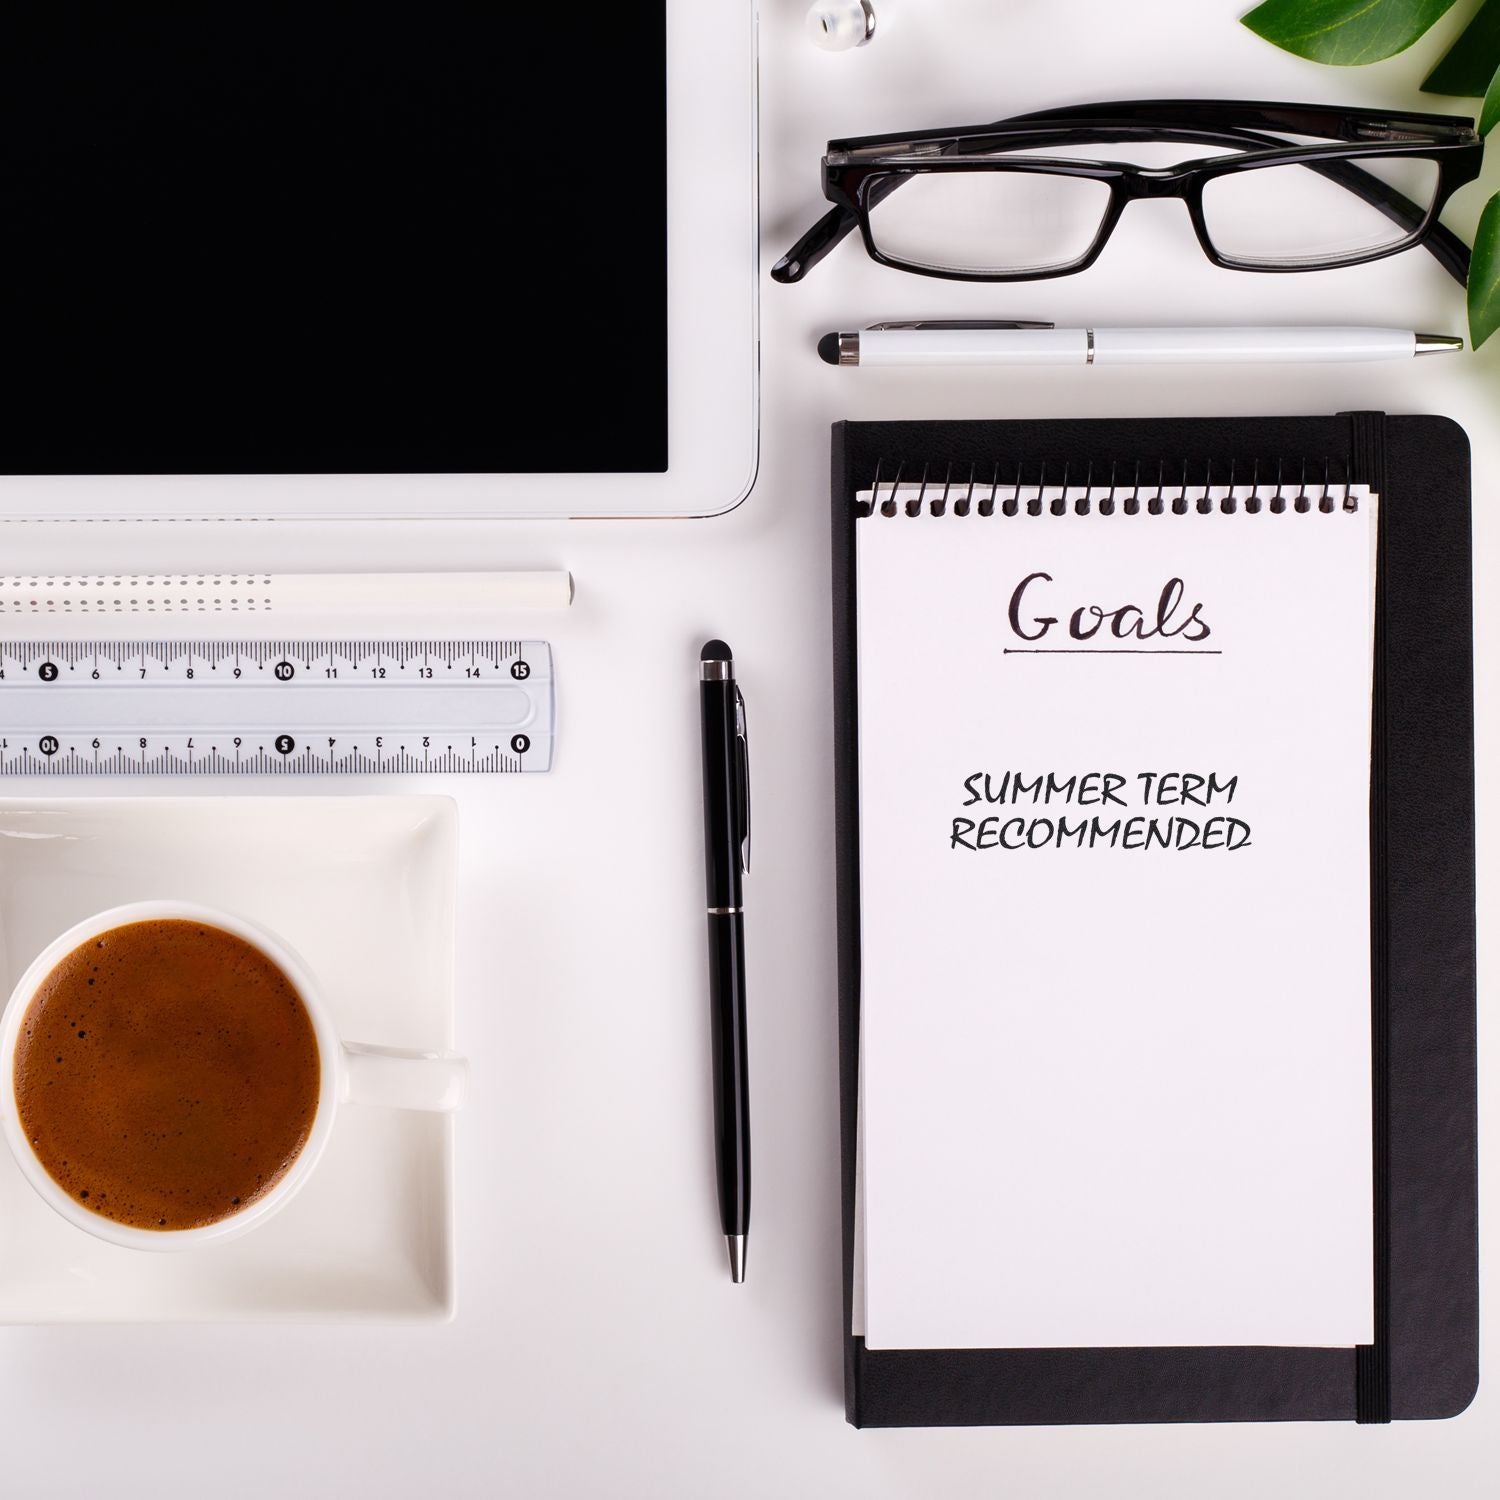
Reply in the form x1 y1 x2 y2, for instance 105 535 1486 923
830 412 1477 1427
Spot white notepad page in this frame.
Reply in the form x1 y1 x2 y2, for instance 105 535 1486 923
855 488 1377 1351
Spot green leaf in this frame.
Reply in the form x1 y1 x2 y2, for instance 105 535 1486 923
1481 60 1500 129
1467 192 1500 347
1423 0 1500 95
1242 0 1461 65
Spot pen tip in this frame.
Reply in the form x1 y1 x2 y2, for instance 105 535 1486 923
817 332 841 366
701 639 732 663
727 1234 747 1283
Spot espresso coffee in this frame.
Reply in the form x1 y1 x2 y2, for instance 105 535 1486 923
13 919 321 1231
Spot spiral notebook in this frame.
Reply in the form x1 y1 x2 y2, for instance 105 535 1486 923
830 414 1476 1427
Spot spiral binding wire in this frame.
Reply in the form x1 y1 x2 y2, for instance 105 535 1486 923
855 456 1360 519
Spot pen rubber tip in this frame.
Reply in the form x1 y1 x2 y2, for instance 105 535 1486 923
817 332 841 366
701 640 732 663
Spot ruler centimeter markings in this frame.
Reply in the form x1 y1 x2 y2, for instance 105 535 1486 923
0 639 554 775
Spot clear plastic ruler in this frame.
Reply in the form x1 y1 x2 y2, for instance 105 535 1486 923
0 639 554 774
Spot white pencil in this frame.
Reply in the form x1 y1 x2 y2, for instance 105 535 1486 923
0 571 574 617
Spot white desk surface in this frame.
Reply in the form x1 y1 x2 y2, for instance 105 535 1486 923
0 2 1495 1494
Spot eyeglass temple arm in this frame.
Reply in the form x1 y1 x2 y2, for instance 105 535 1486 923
1005 98 1477 142
771 204 858 284
821 101 1477 163
772 163 926 284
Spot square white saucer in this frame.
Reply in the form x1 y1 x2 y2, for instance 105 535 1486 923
0 796 458 1322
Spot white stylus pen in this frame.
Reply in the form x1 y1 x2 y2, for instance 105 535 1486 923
818 320 1464 367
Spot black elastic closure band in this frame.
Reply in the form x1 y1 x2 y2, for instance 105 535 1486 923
1350 409 1392 1425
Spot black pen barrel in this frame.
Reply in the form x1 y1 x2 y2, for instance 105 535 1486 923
707 911 750 1237
699 642 751 1265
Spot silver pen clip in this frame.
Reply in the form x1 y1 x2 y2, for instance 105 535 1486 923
735 685 751 874
866 319 1055 331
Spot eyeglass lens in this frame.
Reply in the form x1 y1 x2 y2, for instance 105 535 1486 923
1198 155 1440 266
867 169 1113 275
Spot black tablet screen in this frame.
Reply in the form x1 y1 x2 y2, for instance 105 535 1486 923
0 7 667 473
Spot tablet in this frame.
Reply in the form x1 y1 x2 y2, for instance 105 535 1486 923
0 4 758 520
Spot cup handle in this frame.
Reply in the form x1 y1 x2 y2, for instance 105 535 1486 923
341 1043 468 1112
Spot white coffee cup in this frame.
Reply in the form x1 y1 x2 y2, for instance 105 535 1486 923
0 901 466 1251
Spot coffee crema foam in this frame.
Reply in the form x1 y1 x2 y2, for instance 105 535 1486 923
13 919 321 1231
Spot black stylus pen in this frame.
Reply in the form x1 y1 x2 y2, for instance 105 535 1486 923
699 640 752 1283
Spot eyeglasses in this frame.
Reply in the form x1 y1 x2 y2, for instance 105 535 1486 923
771 100 1480 285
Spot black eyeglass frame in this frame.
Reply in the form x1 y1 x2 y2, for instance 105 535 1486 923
771 99 1481 285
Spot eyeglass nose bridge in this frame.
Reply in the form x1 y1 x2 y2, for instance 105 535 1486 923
1118 165 1196 200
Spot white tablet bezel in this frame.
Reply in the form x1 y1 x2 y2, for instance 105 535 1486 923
0 1 758 522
